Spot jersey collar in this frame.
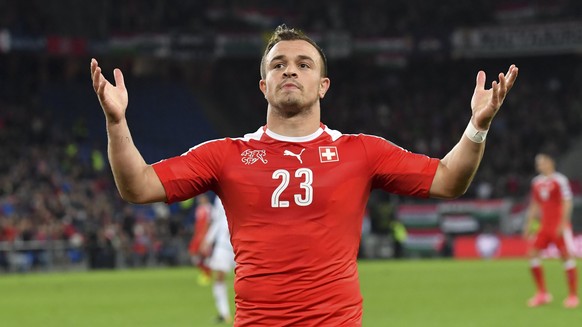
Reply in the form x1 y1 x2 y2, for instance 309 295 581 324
264 123 325 143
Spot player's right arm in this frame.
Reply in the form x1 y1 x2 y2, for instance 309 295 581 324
522 200 539 239
90 58 166 204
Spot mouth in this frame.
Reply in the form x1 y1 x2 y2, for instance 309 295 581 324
280 82 300 90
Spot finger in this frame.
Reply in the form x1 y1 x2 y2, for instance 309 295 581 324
505 64 515 77
94 66 107 97
97 78 107 98
491 80 499 108
90 59 98 84
497 72 507 100
92 66 103 93
505 65 519 91
113 68 125 89
475 70 486 90
506 64 519 79
90 58 97 78
504 65 515 84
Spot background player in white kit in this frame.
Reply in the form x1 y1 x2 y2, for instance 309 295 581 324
200 196 236 323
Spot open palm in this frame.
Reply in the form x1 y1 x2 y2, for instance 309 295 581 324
91 59 128 123
470 65 518 130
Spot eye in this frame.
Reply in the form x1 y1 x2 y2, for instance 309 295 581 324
300 63 310 69
273 63 284 69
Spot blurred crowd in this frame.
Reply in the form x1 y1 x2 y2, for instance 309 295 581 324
1 0 582 271
3 0 582 37
0 99 196 272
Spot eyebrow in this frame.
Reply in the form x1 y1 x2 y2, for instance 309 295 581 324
270 54 316 64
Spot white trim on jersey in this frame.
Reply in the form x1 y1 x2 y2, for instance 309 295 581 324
265 127 325 142
554 172 573 200
532 172 573 201
323 126 343 142
241 125 346 143
177 138 229 157
241 127 265 141
169 126 337 167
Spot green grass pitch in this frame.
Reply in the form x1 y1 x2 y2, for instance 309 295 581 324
1 259 580 326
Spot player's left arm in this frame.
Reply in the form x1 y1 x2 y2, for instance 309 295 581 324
430 65 519 199
558 198 573 236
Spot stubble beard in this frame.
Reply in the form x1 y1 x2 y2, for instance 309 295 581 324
277 95 304 118
272 90 320 119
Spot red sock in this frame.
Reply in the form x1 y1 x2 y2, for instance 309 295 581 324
531 265 546 293
566 267 578 297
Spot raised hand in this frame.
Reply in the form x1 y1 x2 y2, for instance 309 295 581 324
470 64 518 130
90 58 128 123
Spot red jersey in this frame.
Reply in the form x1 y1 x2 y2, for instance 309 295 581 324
188 202 211 254
530 172 573 233
153 124 439 326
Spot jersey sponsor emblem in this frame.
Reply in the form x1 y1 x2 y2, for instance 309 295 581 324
283 148 305 164
241 149 268 165
319 146 339 163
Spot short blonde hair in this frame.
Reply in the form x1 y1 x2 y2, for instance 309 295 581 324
260 24 328 79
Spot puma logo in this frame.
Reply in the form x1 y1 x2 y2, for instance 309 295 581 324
283 148 305 164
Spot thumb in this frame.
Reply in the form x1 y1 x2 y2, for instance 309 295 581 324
113 68 125 89
475 70 486 90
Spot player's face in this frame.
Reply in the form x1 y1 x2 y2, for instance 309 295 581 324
535 154 554 175
259 40 330 115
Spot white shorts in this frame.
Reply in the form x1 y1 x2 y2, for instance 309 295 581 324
208 246 235 273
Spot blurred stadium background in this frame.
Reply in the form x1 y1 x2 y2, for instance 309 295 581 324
1 0 582 279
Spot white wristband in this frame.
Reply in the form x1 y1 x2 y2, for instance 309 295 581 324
464 120 488 143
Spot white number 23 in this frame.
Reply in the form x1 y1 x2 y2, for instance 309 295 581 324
271 168 313 207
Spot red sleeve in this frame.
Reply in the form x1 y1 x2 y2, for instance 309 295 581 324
530 180 540 204
361 135 439 198
152 139 226 203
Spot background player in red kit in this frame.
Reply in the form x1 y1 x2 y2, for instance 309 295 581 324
523 152 579 308
187 193 213 286
91 25 518 326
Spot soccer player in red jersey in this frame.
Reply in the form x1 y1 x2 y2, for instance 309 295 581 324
523 152 579 308
188 193 213 285
91 25 518 326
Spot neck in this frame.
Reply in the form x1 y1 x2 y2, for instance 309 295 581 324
266 104 321 137
543 171 555 176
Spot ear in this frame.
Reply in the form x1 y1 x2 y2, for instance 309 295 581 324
319 77 330 99
259 79 267 98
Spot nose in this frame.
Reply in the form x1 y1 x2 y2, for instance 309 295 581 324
283 66 298 78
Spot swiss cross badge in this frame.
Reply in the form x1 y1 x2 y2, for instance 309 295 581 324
319 146 339 163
